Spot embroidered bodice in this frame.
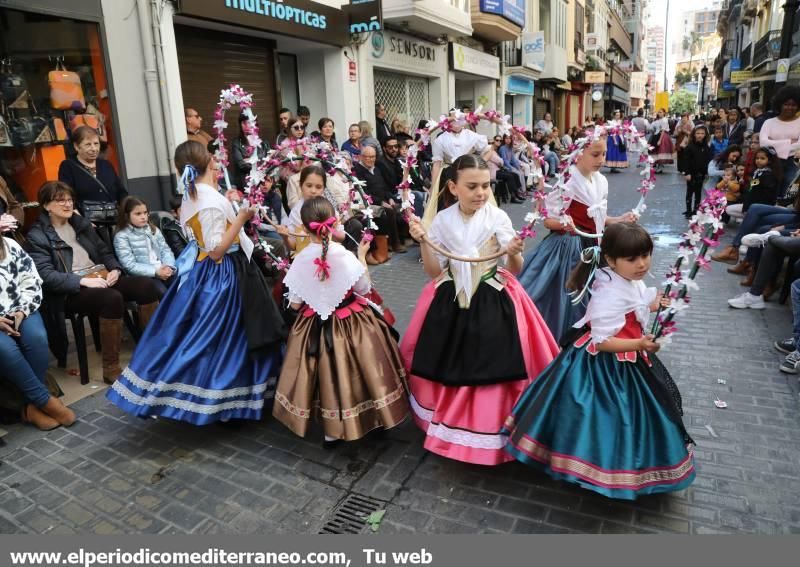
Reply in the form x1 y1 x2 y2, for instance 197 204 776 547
575 312 650 363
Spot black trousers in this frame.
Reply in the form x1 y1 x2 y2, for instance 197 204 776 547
685 177 704 212
64 276 162 319
751 236 800 295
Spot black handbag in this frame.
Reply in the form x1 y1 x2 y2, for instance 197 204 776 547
70 161 119 224
7 96 53 147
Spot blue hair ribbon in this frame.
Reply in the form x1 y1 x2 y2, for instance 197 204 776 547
178 164 198 199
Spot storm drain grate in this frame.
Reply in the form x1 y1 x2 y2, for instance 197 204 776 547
319 493 383 534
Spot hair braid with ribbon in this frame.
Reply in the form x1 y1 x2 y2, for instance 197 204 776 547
301 197 337 281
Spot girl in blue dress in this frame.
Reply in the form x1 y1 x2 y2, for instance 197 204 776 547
605 114 629 172
516 134 636 343
107 141 286 424
504 222 695 500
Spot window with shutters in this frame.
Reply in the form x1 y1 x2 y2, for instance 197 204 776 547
374 71 430 130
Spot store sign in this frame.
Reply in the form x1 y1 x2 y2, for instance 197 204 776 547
776 58 790 83
585 71 606 84
348 61 357 82
730 58 742 72
479 0 525 28
731 70 754 83
177 0 350 46
722 80 736 91
507 75 534 96
450 43 500 79
521 32 545 71
368 31 443 75
345 0 382 34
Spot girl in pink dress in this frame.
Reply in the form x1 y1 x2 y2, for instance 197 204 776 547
401 155 559 465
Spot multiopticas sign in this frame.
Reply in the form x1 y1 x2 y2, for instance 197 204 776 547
224 0 328 29
177 0 350 46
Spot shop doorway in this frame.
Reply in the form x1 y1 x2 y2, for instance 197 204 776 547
175 25 279 145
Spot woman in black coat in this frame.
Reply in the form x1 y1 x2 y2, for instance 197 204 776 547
678 125 713 217
25 181 160 384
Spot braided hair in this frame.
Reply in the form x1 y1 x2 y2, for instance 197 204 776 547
300 197 337 281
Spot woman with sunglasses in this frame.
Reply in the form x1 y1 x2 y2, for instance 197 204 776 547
288 117 306 141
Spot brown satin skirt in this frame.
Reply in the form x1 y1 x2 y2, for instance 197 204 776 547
273 308 409 441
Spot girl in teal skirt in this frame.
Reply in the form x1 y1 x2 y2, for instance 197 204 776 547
504 223 695 500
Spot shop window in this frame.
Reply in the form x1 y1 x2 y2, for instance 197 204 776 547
0 8 117 204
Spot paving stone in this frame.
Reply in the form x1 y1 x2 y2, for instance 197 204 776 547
56 501 96 526
158 503 206 532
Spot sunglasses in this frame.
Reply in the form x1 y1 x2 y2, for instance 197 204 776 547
292 125 305 131
385 144 398 149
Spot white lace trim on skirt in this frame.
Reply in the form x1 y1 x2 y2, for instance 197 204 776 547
409 393 508 450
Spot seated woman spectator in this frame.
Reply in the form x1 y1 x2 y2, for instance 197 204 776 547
759 85 800 197
728 232 800 311
25 182 162 385
704 145 743 191
358 121 382 156
58 126 127 241
114 197 176 298
533 129 559 177
312 117 339 151
341 123 363 158
483 135 523 204
500 134 527 190
1 216 76 430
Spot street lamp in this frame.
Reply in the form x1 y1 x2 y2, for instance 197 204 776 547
700 65 708 112
606 46 620 116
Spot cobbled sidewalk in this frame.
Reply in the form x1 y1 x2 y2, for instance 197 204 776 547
1 165 799 535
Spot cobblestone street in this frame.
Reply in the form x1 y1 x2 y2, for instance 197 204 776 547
1 164 799 535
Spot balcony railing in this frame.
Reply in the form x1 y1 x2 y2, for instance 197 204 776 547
753 30 781 68
740 42 752 68
502 39 522 67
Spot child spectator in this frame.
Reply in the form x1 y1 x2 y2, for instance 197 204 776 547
710 125 729 158
717 166 741 204
114 197 176 298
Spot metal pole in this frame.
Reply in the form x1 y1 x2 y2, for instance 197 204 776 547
664 0 670 92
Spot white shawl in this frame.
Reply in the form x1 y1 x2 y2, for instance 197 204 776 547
545 166 608 235
573 267 656 344
179 183 254 260
283 242 368 321
428 203 515 301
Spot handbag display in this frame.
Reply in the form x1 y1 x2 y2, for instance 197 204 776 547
50 117 68 141
0 102 11 147
48 60 85 111
0 59 28 108
7 96 53 148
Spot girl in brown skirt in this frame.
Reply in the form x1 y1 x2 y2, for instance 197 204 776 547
273 197 408 443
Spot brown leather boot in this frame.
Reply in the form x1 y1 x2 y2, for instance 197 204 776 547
137 301 159 331
740 267 755 287
100 318 123 385
373 235 390 264
728 260 752 275
712 245 738 264
40 396 76 427
21 404 60 431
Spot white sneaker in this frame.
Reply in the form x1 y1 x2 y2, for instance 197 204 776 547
741 230 780 248
728 292 766 309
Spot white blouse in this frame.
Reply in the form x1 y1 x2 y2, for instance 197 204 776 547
432 130 489 164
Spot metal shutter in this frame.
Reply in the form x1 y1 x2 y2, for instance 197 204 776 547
374 70 430 130
175 25 279 146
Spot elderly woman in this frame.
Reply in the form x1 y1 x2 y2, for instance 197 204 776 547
25 181 161 385
0 215 75 430
358 120 382 156
341 123 363 158
58 126 127 232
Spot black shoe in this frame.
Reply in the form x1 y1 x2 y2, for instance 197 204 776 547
510 197 525 204
323 438 344 450
775 338 796 355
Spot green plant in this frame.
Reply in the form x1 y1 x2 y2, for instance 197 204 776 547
669 89 698 115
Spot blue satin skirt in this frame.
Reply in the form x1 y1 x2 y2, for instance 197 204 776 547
517 232 587 343
503 340 695 500
106 254 282 425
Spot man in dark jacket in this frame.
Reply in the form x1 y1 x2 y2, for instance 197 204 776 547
375 103 392 146
377 136 403 190
353 145 404 254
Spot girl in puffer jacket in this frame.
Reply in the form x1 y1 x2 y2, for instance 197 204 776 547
114 197 176 297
